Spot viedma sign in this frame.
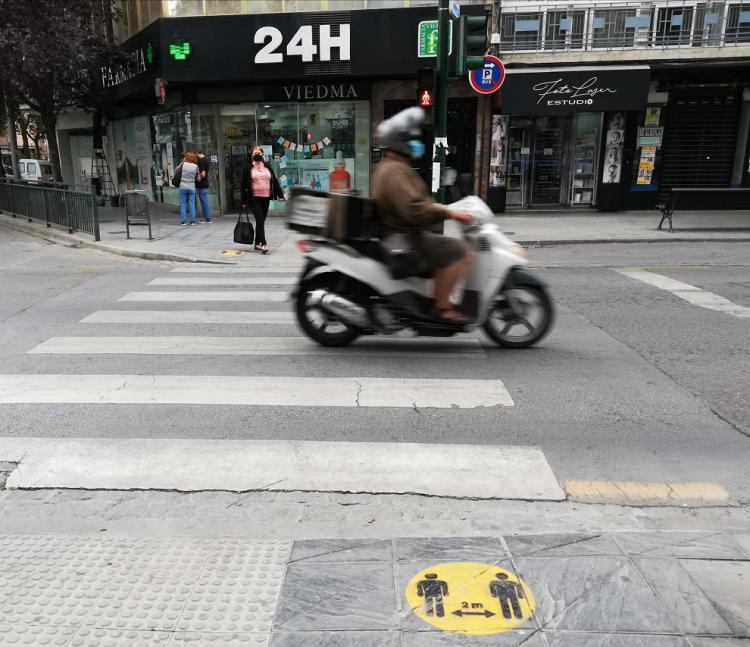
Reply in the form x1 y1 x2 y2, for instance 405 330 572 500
501 66 651 114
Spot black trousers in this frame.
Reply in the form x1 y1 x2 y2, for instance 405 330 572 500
250 197 271 245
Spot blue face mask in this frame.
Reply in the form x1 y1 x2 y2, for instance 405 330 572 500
408 139 425 159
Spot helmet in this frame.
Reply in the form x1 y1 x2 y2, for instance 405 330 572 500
376 107 425 157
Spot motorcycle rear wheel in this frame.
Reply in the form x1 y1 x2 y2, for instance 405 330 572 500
296 273 362 347
483 285 553 349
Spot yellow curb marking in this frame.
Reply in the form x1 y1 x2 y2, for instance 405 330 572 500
405 562 535 635
220 249 245 256
562 480 730 504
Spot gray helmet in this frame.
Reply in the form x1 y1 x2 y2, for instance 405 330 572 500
376 107 424 156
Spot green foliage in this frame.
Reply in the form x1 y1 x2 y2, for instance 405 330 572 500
0 0 123 178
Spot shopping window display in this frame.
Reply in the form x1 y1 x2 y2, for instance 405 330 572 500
221 100 370 211
151 108 220 210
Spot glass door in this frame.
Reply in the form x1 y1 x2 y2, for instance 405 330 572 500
570 113 601 206
506 116 533 207
530 115 567 205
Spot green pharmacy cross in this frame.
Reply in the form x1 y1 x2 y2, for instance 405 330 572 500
169 40 191 61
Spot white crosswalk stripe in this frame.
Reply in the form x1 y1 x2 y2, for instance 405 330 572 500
29 336 487 358
617 269 750 318
0 375 513 408
120 291 289 302
170 265 302 274
81 310 296 324
148 276 298 286
0 437 562 499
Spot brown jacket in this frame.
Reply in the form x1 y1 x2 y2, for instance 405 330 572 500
372 155 448 234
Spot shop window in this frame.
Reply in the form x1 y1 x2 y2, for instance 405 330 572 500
655 7 694 46
281 0 325 11
545 11 586 50
204 0 243 14
592 8 638 48
166 0 205 17
220 101 369 211
139 0 162 25
693 5 724 46
501 13 543 50
725 5 750 43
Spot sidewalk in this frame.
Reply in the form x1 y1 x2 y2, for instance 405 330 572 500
1 529 748 645
2 203 750 264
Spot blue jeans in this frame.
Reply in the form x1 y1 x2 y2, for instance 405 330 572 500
179 188 196 224
197 188 212 221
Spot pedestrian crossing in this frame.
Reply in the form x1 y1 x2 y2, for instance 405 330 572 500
0 261 532 497
12 263 512 411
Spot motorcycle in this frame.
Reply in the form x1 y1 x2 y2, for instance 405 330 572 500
291 194 554 349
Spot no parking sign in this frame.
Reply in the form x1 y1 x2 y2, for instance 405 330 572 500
468 55 506 95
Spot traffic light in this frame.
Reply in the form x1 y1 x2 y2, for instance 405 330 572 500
456 14 488 77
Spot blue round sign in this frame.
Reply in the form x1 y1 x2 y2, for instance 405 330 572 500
468 55 506 95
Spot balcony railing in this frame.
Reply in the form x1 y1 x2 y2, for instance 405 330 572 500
498 1 750 53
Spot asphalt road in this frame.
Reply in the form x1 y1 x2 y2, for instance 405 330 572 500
1 228 749 502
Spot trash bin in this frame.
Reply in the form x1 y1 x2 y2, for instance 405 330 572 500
124 190 152 240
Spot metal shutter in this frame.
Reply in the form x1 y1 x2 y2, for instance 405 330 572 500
659 91 740 200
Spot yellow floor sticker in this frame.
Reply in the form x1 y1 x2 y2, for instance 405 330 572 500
405 562 535 634
221 249 244 256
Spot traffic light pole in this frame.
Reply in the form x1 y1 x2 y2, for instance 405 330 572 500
432 0 450 201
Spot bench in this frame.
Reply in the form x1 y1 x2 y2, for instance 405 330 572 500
657 187 750 233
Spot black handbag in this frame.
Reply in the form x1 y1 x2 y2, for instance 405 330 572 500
171 164 182 188
233 206 255 245
380 231 422 280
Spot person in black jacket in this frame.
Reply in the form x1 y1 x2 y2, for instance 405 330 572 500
241 146 285 253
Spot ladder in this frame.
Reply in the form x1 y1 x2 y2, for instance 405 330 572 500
90 148 115 205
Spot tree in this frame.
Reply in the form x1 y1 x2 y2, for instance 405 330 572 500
0 0 122 180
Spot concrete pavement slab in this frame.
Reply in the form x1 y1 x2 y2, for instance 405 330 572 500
5 531 745 644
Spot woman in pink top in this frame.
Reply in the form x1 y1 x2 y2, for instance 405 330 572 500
241 146 285 254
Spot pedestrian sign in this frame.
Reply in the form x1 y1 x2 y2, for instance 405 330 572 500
418 20 453 58
468 55 506 95
406 562 535 634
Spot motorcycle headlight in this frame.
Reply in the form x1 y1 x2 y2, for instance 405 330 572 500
512 243 527 258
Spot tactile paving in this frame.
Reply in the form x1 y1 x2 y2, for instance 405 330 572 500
0 535 290 643
0 624 75 646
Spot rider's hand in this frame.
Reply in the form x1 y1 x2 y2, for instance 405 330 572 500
449 210 474 224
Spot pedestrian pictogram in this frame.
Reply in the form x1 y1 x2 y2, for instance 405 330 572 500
418 89 433 107
406 562 535 634
468 55 506 95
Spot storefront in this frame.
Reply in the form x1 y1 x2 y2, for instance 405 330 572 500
102 6 485 213
491 66 651 210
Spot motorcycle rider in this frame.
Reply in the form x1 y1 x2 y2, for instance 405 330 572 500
372 107 474 323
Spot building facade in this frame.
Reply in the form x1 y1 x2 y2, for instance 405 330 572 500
97 2 486 214
57 0 750 213
487 0 750 211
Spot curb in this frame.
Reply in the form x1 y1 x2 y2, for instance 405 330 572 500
0 213 234 265
516 236 750 246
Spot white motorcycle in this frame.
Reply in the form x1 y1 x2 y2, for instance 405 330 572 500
291 194 553 349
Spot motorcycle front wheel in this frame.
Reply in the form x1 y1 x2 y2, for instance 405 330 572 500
483 285 554 349
296 272 361 347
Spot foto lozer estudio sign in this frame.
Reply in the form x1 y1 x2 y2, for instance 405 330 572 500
501 66 650 114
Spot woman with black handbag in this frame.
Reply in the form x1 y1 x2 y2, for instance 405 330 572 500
240 146 285 254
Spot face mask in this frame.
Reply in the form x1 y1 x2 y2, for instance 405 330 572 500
408 139 425 159
252 153 263 162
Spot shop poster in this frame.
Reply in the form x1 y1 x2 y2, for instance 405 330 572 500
645 107 661 127
489 115 508 188
602 112 625 184
637 146 657 185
